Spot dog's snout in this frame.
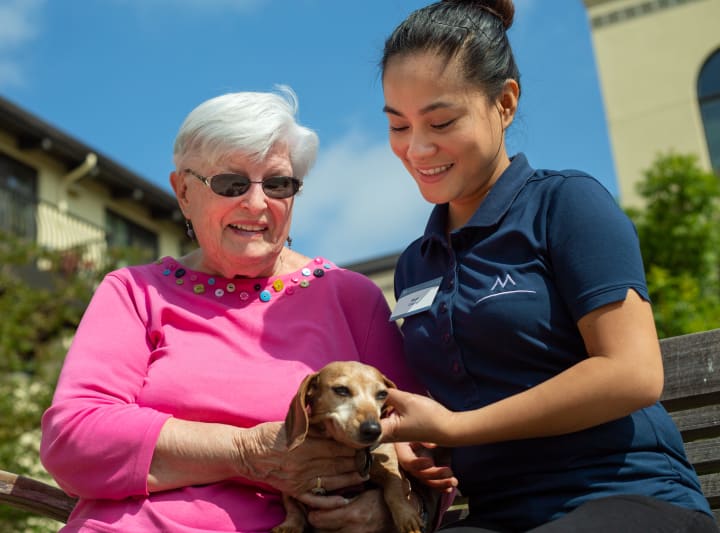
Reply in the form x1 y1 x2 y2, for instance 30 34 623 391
359 420 382 442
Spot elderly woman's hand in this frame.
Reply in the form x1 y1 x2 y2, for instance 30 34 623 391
307 488 395 533
234 421 369 502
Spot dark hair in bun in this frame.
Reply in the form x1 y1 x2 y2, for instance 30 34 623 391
381 0 520 101
442 0 515 30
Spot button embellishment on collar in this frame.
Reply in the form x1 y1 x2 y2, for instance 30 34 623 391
159 258 333 304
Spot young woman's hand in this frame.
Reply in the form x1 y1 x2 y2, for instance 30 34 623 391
380 389 458 445
395 441 457 493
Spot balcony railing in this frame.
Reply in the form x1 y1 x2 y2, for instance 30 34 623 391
0 185 108 269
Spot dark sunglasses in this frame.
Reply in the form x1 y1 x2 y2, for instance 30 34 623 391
184 168 302 199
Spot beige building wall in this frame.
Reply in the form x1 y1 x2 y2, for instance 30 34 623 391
0 110 185 261
584 0 720 206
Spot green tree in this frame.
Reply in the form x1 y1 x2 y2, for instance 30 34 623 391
0 233 153 532
625 153 720 337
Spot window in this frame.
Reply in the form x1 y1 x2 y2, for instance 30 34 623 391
698 49 720 174
106 209 158 259
0 152 37 240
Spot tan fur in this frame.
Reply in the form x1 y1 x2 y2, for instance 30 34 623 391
271 361 423 533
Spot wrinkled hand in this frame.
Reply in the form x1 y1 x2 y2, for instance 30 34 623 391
233 421 368 504
308 488 393 533
395 441 457 493
380 389 457 445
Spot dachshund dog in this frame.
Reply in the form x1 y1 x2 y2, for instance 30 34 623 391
271 360 423 533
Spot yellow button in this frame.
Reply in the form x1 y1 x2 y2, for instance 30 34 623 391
272 279 284 292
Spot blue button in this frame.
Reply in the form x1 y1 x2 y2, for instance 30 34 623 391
259 290 272 302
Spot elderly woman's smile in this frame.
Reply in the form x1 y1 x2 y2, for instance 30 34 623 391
229 223 267 234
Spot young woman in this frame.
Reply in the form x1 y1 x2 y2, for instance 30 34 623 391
378 1 718 531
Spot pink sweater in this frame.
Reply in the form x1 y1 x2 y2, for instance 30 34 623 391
41 256 419 532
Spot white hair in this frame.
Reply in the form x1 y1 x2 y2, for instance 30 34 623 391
173 85 319 179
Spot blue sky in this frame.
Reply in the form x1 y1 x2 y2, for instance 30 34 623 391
0 0 615 265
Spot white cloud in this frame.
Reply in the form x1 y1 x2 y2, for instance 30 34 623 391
0 0 41 50
0 0 43 87
292 131 432 266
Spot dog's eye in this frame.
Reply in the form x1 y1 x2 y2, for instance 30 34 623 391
332 386 351 397
376 390 388 401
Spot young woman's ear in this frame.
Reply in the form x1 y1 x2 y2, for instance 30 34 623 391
498 79 519 129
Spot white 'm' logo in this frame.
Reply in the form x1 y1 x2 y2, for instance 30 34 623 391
490 274 516 291
477 273 536 304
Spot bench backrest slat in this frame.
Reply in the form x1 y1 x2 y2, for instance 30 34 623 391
659 329 720 520
660 329 720 407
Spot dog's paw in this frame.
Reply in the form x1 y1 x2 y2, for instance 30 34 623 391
270 525 305 533
391 505 425 533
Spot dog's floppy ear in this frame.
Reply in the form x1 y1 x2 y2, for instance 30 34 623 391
285 372 318 450
381 373 397 417
382 374 397 390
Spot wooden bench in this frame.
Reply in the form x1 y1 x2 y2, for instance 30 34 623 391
2 328 719 527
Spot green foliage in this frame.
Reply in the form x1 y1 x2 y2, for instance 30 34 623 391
0 233 154 532
625 153 720 337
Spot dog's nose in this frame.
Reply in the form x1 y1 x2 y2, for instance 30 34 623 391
359 420 382 442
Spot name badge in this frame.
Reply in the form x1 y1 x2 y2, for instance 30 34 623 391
390 277 442 321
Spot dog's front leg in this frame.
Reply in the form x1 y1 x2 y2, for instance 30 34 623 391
370 443 424 533
270 493 308 533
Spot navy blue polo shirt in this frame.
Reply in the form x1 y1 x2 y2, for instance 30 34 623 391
394 154 711 529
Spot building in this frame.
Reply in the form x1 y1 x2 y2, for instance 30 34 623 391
583 0 720 206
0 95 187 270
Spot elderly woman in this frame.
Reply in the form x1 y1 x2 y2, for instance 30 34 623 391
40 87 446 532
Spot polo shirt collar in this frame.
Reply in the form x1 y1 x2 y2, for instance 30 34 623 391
420 153 534 254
